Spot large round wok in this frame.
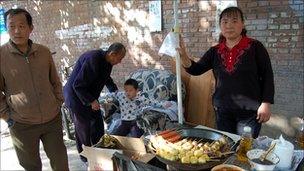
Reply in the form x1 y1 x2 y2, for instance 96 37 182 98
151 128 238 171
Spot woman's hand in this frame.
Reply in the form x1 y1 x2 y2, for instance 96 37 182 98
176 35 191 68
91 100 100 111
256 102 271 123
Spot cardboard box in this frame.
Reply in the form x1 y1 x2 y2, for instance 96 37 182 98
80 135 153 171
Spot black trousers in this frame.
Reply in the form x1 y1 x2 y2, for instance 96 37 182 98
111 120 144 138
214 107 261 138
71 109 104 162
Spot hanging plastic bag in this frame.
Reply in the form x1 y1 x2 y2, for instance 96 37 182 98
158 31 179 58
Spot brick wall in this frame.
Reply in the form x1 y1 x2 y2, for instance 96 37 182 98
1 1 175 87
1 1 303 137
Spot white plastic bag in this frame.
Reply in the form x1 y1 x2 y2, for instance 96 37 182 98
158 31 179 58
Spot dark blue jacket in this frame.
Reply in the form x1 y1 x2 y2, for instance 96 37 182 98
63 50 118 115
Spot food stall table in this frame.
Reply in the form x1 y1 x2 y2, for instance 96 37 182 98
194 125 304 171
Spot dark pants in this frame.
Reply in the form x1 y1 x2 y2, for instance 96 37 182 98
9 114 69 171
111 120 143 138
214 107 261 138
71 109 104 162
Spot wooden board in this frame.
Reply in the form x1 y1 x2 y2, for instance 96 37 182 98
170 59 216 128
186 70 216 128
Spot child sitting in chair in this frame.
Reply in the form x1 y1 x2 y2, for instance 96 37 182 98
104 78 170 137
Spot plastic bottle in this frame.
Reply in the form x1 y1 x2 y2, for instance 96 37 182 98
237 126 253 162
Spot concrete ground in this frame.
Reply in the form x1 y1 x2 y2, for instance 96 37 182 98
0 120 87 171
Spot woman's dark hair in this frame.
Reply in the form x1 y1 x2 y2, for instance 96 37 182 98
218 6 247 42
108 42 126 55
124 79 139 90
4 8 33 28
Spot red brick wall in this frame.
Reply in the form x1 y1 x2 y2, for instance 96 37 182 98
1 1 174 86
0 1 219 84
1 1 303 136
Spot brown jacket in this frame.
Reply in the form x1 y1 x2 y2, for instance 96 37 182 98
0 41 63 124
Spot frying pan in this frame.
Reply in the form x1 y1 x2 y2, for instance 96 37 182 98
152 128 238 171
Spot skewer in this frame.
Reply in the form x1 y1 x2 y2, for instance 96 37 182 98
184 137 191 142
209 140 216 146
208 159 221 162
210 151 235 159
151 131 235 165
197 138 204 143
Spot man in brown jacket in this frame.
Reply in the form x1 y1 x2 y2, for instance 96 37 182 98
0 8 69 171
